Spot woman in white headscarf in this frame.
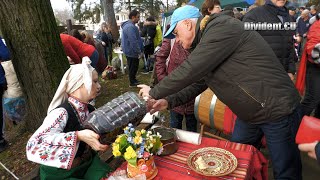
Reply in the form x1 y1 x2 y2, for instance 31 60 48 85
26 57 112 180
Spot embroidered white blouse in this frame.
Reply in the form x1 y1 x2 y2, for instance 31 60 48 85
26 96 90 170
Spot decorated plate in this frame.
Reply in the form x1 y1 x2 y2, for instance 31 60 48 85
187 147 237 176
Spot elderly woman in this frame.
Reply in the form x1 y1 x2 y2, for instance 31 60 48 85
26 57 111 179
201 0 221 16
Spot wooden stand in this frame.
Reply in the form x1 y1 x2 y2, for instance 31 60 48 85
199 123 228 141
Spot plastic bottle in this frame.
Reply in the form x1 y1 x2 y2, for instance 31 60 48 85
83 92 146 134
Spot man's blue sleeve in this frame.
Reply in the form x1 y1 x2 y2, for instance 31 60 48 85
126 27 141 54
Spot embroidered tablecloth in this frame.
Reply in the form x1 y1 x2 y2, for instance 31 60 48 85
112 137 268 180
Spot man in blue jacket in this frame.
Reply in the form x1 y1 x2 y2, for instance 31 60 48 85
0 36 8 152
121 10 143 87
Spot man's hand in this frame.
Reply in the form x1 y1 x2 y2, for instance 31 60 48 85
296 36 302 43
150 99 169 114
288 73 294 81
298 141 318 160
138 84 151 99
77 129 108 152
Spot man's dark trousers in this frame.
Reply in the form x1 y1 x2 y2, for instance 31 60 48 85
301 61 320 118
231 106 303 180
126 56 139 85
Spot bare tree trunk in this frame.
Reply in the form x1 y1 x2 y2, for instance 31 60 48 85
101 0 120 41
150 0 154 17
128 0 132 12
0 0 69 130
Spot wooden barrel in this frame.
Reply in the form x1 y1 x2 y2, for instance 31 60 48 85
194 88 227 132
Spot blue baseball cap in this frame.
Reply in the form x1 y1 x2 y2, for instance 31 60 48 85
164 5 201 39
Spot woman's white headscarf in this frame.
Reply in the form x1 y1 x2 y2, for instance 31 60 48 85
47 57 95 114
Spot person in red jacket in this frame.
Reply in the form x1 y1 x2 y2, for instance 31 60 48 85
60 34 99 68
155 38 197 132
296 14 320 118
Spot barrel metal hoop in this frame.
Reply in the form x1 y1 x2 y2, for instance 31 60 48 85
209 95 217 129
194 94 201 122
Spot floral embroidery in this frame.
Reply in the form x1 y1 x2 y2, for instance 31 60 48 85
26 141 35 151
68 96 89 124
38 136 44 144
64 133 73 141
59 150 71 163
25 96 92 169
25 98 86 169
39 149 50 161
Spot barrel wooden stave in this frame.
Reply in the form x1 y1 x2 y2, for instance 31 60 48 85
195 88 226 132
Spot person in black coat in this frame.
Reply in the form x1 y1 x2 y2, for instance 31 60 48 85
100 26 114 65
243 0 296 81
288 6 297 22
141 16 157 73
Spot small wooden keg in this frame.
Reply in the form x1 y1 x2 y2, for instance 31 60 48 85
194 88 227 132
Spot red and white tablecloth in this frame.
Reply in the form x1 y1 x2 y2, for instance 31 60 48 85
111 137 268 180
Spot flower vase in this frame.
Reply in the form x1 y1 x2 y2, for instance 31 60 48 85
127 156 158 179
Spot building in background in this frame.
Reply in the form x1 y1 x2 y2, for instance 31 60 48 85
296 0 308 7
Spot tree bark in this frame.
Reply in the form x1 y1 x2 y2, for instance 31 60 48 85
101 0 120 41
128 0 132 12
0 0 69 130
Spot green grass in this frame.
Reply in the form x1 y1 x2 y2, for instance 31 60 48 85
95 54 153 107
96 52 170 124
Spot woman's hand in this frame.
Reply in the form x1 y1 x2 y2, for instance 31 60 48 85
77 129 108 152
298 141 318 160
296 36 302 43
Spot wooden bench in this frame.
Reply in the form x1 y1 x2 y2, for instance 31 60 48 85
21 121 156 180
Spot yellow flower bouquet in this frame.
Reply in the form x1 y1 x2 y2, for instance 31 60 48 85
112 123 163 178
112 123 163 166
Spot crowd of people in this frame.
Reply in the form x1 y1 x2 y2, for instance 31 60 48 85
121 10 163 86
